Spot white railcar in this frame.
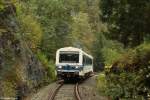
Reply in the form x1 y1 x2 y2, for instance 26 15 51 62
55 47 93 79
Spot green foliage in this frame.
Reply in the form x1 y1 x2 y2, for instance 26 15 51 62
0 1 52 97
15 1 43 52
106 72 138 99
102 47 121 65
100 0 150 47
4 0 150 99
71 12 94 51
103 43 150 99
92 32 105 70
0 0 4 11
102 40 124 65
92 32 124 70
36 51 56 81
19 15 42 51
95 0 150 69
33 0 73 59
96 73 107 96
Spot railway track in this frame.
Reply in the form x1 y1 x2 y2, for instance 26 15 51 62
48 80 81 100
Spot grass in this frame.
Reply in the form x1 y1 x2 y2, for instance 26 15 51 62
96 72 107 96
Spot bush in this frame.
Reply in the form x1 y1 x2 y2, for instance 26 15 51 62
36 51 56 82
102 40 124 65
96 73 107 96
15 1 43 52
104 43 150 99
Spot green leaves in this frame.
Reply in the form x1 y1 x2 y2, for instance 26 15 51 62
100 0 150 47
19 15 42 51
0 0 5 11
36 51 56 81
104 43 150 99
33 0 73 59
71 12 94 51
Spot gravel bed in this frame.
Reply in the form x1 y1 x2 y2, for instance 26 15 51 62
25 83 57 100
79 76 109 100
26 75 108 100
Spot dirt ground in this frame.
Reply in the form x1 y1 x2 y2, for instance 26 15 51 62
79 75 109 100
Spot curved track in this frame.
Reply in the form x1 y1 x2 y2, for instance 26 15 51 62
75 83 81 100
48 80 81 100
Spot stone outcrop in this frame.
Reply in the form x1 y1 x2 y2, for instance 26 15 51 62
0 3 48 99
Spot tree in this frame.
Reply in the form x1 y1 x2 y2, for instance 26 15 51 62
71 12 94 52
100 0 150 47
14 0 43 52
33 0 72 59
92 32 105 70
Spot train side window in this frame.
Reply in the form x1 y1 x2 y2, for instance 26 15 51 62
83 55 86 65
83 55 92 66
87 57 92 65
89 59 92 65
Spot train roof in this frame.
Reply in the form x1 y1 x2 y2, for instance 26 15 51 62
57 47 93 59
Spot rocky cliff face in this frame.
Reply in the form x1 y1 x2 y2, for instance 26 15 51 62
0 3 48 99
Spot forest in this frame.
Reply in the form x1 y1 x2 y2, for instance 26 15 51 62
0 0 150 99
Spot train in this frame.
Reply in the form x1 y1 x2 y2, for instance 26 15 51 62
55 47 93 79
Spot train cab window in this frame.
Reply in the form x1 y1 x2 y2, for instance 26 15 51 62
59 52 79 63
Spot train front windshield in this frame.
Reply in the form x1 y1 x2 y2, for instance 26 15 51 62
59 52 79 63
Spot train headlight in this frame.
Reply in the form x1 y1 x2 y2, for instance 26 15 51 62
58 66 62 69
75 66 79 69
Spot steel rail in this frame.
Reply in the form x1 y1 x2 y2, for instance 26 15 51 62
48 80 81 100
48 80 64 100
74 83 81 100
